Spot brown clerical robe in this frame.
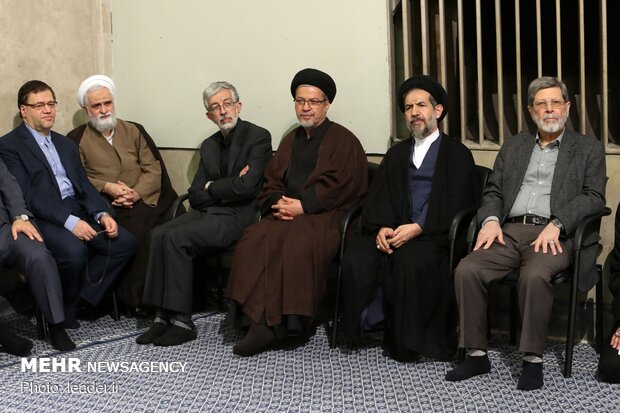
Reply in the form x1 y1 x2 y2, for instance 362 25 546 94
227 120 367 328
67 119 178 307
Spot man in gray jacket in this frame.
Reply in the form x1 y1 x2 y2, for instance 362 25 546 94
446 77 606 390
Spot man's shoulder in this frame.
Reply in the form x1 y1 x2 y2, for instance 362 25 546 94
237 119 270 136
0 124 26 143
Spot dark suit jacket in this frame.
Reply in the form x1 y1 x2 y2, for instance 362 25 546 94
478 129 606 291
0 123 110 227
0 157 32 227
187 118 272 227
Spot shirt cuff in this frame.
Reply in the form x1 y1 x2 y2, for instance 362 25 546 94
64 215 80 232
204 181 213 192
481 216 500 227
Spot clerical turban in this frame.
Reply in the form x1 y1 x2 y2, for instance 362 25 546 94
290 68 337 103
398 75 448 122
76 75 116 107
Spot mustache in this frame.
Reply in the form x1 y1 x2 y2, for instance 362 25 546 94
543 114 559 121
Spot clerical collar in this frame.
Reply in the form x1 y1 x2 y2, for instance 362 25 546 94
414 128 440 145
411 128 441 169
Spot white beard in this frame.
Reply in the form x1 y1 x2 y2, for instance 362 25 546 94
90 113 117 133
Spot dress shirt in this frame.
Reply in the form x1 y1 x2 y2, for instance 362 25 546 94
508 131 564 218
25 123 105 231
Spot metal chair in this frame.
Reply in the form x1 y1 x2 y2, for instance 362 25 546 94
329 162 381 348
169 194 260 311
456 207 611 378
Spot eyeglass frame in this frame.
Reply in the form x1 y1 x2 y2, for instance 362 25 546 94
21 101 58 111
207 100 239 112
530 99 567 111
294 98 327 108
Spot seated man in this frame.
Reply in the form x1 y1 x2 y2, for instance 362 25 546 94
446 77 606 390
67 75 178 311
340 76 477 361
227 68 368 357
0 157 74 352
0 80 137 329
598 204 620 383
137 81 272 346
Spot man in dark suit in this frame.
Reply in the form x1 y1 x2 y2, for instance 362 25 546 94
0 80 136 330
446 77 606 390
0 157 75 353
137 81 272 346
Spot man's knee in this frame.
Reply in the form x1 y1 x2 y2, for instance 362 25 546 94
518 266 555 288
109 228 137 258
454 255 479 288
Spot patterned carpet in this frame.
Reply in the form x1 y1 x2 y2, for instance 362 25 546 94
0 312 618 413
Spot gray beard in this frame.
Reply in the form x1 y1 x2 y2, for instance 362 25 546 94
299 119 315 128
219 116 238 132
532 111 568 134
90 114 117 133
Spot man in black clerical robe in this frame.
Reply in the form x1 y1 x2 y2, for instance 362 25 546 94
340 76 477 361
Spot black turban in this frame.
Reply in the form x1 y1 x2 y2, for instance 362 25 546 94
290 68 337 103
398 75 448 122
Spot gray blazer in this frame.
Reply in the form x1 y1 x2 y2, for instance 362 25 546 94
477 129 606 291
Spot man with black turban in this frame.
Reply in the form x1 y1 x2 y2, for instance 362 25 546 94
226 68 368 357
340 75 477 361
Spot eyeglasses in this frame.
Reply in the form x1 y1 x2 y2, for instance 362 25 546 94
23 101 58 111
208 100 237 112
294 98 326 108
532 99 565 111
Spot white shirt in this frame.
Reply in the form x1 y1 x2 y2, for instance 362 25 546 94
411 128 440 168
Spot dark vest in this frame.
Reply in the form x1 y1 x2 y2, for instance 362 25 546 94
408 135 442 227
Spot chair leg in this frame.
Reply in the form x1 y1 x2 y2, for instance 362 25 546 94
595 265 604 353
564 271 581 378
509 285 518 345
215 254 224 312
111 291 120 321
330 263 342 348
35 308 47 339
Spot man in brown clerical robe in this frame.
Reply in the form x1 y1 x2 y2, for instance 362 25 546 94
67 75 178 311
227 68 368 357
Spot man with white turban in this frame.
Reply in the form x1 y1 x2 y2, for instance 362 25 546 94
67 75 178 313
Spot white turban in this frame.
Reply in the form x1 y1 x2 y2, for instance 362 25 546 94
76 75 116 107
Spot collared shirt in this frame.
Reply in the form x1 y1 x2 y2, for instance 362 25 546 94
508 131 564 219
411 128 440 169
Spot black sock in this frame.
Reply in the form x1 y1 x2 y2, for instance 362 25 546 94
0 325 33 356
48 324 76 351
445 354 491 381
152 325 197 346
517 360 544 390
136 321 169 345
233 320 276 357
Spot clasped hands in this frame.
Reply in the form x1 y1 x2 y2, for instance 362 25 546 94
271 196 303 221
103 181 141 208
474 220 563 255
376 223 422 254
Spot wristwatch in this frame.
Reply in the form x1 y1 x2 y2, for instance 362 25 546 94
12 214 29 222
550 217 564 233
